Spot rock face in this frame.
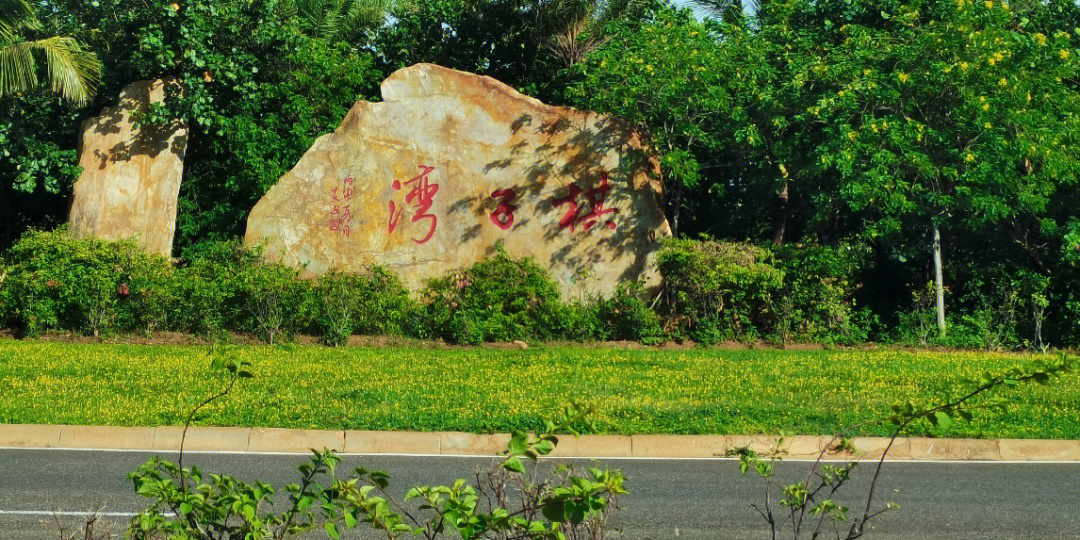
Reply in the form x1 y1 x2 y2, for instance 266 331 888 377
69 78 188 256
245 64 671 298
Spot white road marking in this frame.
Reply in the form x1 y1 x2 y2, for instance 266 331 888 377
0 445 1077 463
0 510 171 518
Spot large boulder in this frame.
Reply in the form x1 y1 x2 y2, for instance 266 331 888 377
69 78 187 256
245 64 671 298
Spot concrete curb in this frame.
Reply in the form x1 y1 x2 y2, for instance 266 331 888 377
1 424 1077 461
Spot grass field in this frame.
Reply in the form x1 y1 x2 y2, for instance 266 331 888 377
0 339 1076 439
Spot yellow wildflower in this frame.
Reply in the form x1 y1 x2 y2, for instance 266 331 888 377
898 72 910 83
999 77 1008 86
965 153 976 162
848 132 857 141
1034 33 1047 46
984 0 992 7
982 103 990 110
960 61 970 70
984 122 992 128
1061 49 1071 60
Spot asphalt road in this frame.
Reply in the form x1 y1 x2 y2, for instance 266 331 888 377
1 449 1078 539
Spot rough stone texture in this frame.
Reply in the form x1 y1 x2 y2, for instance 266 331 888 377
245 64 671 297
69 78 187 256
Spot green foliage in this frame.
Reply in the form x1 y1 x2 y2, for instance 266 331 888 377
566 6 733 232
595 282 665 344
658 238 783 344
0 228 171 336
423 247 567 345
771 243 871 344
128 391 625 540
0 0 102 105
313 269 419 346
737 354 1075 540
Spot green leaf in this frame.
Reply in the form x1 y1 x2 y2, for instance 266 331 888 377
933 411 953 431
503 456 526 475
325 522 341 540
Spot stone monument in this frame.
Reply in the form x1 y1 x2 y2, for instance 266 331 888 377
245 64 671 297
68 78 188 256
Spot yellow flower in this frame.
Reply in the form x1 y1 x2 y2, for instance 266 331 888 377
848 131 857 141
1027 91 1032 102
960 61 970 70
863 68 872 76
984 122 992 128
982 103 990 110
1060 49 1071 60
988 57 997 66
998 77 1008 86
965 153 976 162
984 0 993 7
1034 33 1047 46
898 72 910 83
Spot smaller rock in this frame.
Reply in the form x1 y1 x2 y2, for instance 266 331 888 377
512 340 530 350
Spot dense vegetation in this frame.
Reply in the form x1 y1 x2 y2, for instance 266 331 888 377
3 0 1080 346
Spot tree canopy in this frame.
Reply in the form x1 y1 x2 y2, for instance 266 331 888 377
4 0 1080 342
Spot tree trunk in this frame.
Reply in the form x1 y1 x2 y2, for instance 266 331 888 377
933 224 946 337
771 180 789 246
671 182 684 237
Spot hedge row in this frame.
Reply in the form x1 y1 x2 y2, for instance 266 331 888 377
0 228 881 346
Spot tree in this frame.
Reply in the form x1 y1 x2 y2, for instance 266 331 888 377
278 0 405 43
0 0 100 105
565 7 735 235
804 0 1080 335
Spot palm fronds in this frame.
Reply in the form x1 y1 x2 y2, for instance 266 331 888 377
0 36 102 105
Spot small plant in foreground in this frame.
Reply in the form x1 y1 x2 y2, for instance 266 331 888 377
126 351 625 540
735 354 1074 540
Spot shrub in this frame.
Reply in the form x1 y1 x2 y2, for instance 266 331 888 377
770 242 870 344
313 269 420 346
423 246 566 344
235 261 309 345
596 282 665 344
657 238 783 345
0 228 172 337
173 240 263 334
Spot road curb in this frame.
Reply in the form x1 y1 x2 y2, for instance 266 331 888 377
1 424 1077 461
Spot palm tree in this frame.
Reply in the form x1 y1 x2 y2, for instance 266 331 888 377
544 0 651 67
279 0 408 43
0 0 101 106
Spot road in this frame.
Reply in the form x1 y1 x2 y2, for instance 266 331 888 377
1 449 1078 539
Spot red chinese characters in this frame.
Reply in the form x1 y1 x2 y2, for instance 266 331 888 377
329 176 355 237
388 165 440 244
553 171 618 233
489 188 518 230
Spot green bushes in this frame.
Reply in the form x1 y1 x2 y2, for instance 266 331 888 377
0 231 422 344
313 270 418 346
0 228 172 337
657 238 783 344
423 247 567 344
0 230 1049 348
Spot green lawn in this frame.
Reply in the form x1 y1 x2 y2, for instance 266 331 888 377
0 340 1076 439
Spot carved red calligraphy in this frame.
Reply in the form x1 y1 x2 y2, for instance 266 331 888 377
489 188 518 230
329 176 354 237
388 165 439 244
553 171 618 233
